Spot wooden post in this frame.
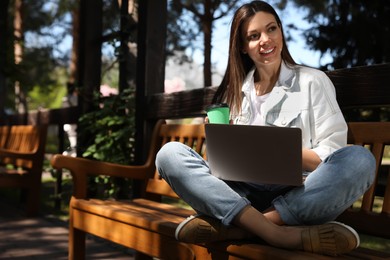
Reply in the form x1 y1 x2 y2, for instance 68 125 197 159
135 0 167 165
76 0 103 157
77 0 103 115
133 0 167 200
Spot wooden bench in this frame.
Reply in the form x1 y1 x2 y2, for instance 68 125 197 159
51 119 390 259
0 124 48 216
50 63 390 259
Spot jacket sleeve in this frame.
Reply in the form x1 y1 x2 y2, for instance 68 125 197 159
308 70 348 161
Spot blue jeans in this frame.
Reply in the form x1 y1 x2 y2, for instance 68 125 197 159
156 142 375 226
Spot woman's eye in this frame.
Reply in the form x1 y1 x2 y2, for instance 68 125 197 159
268 26 277 33
247 33 260 41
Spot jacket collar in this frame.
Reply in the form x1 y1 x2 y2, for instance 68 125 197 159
241 61 297 94
241 62 298 116
277 61 296 89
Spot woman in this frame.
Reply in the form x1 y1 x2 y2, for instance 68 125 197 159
156 1 375 256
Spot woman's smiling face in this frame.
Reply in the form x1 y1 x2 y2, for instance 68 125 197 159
241 11 283 66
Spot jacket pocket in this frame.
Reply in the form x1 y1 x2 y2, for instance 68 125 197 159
266 109 301 127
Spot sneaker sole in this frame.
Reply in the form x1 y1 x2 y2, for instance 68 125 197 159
328 221 360 248
175 215 198 240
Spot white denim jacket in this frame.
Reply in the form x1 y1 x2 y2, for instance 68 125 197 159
232 62 348 161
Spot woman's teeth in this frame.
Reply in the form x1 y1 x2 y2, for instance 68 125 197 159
261 48 274 54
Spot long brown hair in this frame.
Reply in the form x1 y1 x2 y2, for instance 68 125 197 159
213 1 296 115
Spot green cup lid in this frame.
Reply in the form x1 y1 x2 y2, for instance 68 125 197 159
205 103 229 112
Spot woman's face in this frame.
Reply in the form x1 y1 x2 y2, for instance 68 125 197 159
241 11 283 67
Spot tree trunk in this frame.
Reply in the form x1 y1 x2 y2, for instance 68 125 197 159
118 0 130 93
13 0 27 115
68 3 80 93
203 0 213 87
0 0 10 122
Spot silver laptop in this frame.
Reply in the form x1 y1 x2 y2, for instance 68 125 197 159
205 124 302 186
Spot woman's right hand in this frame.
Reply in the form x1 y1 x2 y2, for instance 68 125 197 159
204 116 233 124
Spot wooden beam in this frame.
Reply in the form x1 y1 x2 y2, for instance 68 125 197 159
144 63 390 120
77 0 103 115
4 107 79 125
326 63 390 108
146 87 216 119
135 0 167 166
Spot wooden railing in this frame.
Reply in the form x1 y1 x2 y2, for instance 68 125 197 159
3 106 79 126
145 63 390 120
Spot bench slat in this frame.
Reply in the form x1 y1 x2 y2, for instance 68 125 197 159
347 122 390 214
1 125 40 168
384 170 390 212
70 198 194 238
71 208 196 259
145 178 179 198
71 199 337 260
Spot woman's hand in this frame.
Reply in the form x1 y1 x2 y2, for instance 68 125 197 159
302 148 321 172
204 117 233 124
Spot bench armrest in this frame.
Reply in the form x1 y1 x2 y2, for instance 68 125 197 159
51 154 155 179
51 154 156 198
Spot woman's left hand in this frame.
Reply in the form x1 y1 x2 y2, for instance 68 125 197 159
302 148 321 172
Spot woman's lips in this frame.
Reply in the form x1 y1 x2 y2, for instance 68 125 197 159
260 47 276 56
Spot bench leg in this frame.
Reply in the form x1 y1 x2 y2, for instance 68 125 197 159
69 216 86 260
134 251 153 260
25 183 41 217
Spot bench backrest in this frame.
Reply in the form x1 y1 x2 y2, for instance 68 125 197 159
146 121 390 238
145 121 206 198
0 125 47 169
0 126 10 148
338 122 390 238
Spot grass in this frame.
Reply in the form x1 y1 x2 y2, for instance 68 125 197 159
350 196 390 253
40 173 73 221
360 234 390 253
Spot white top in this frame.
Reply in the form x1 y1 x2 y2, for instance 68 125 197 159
250 87 271 126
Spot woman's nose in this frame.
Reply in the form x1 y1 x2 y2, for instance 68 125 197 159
260 33 270 44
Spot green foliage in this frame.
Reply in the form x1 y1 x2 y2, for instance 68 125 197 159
3 0 73 112
25 65 68 110
167 0 241 60
277 0 390 69
79 88 135 165
343 107 390 123
28 85 67 110
101 56 120 88
78 88 136 199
